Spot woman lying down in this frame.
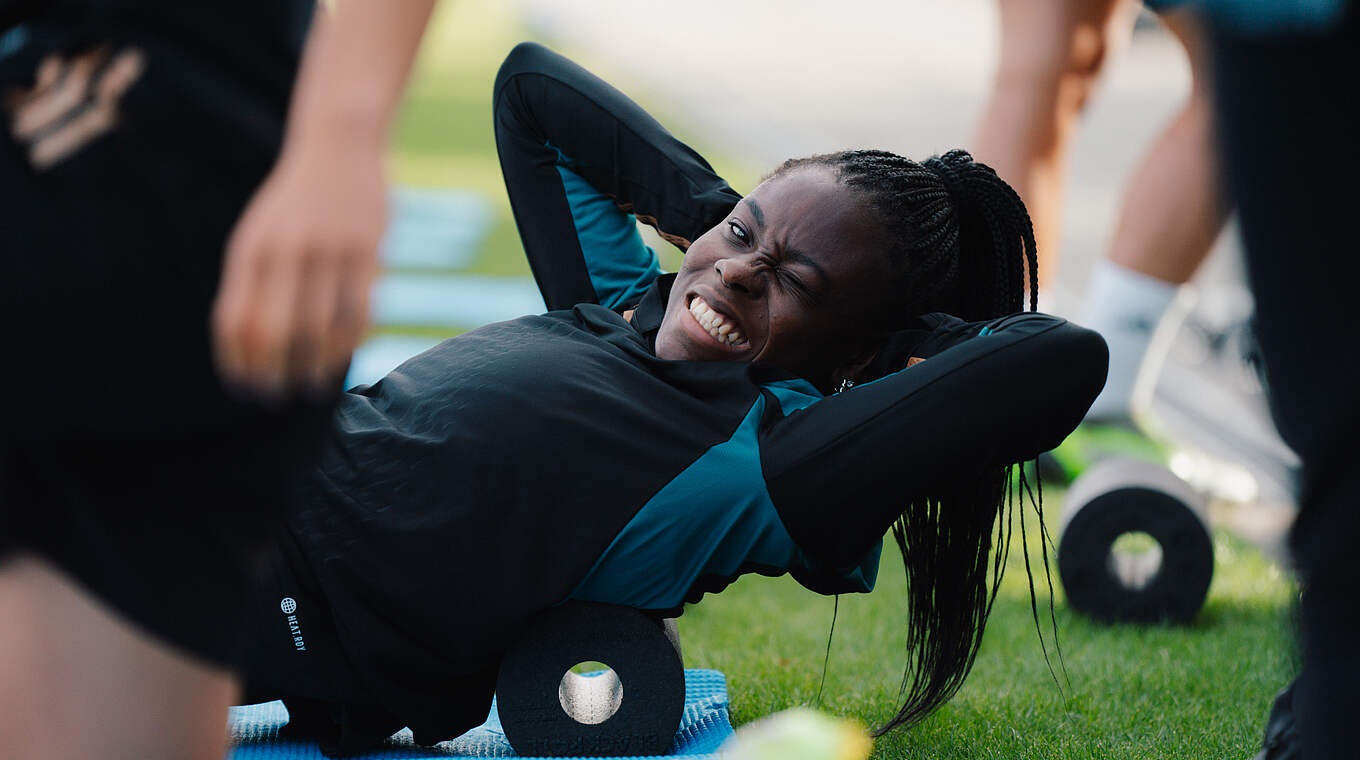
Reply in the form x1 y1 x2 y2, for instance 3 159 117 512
233 42 1108 754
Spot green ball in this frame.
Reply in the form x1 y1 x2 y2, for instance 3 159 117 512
719 707 872 760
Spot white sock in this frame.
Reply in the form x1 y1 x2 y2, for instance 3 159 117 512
1082 260 1180 421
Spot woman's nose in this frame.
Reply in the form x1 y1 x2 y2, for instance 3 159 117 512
714 257 765 296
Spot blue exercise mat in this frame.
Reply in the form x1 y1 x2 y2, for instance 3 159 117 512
381 188 493 271
228 669 732 760
346 334 447 388
370 274 546 329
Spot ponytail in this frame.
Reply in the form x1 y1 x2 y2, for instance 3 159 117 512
923 149 1038 318
772 147 1052 737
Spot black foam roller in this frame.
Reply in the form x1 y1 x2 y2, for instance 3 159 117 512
495 601 685 757
1058 457 1215 624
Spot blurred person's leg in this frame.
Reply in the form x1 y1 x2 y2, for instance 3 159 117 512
0 557 237 760
1210 5 1359 758
1103 10 1222 285
1082 8 1227 421
972 0 1139 282
0 434 331 760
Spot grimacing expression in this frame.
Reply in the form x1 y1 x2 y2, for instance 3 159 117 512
654 165 894 388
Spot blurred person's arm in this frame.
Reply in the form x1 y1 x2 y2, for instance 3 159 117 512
213 0 437 397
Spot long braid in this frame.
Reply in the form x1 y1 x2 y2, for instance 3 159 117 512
776 149 1049 736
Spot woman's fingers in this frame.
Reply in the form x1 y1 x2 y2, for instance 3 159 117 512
212 205 267 392
292 246 374 395
213 134 386 400
291 248 337 392
251 236 305 398
214 212 379 400
214 214 300 400
323 249 377 388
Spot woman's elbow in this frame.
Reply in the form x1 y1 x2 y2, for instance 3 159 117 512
1034 322 1109 451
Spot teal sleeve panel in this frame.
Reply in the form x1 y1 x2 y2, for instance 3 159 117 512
569 392 879 610
550 142 663 310
761 377 822 414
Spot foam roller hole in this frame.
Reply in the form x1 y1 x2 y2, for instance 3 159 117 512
1107 531 1164 591
558 661 623 725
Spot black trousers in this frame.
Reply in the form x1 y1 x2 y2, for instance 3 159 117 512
1211 5 1360 758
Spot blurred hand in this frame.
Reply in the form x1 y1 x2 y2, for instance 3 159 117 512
212 131 386 399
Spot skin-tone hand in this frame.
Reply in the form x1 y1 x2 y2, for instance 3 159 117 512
214 127 386 397
212 0 436 399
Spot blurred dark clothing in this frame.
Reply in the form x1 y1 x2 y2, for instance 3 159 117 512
0 0 315 440
1 1 312 107
1257 684 1302 760
1199 0 1348 35
1210 3 1359 758
0 1 330 668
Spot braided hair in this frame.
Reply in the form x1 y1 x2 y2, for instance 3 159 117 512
776 149 1058 735
775 148 1037 326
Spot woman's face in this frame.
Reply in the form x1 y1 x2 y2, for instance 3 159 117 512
655 165 893 387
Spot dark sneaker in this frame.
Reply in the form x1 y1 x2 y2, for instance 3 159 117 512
1253 681 1300 760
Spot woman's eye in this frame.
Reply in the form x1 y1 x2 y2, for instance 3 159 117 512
727 220 749 243
778 269 818 303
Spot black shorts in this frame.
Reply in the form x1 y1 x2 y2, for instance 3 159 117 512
0 6 331 667
0 414 332 667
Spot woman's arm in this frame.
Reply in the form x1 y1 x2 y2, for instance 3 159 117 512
213 1 436 396
759 313 1108 571
493 42 743 311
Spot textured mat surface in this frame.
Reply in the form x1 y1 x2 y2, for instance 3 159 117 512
381 188 493 270
370 273 545 328
228 669 731 760
346 334 446 388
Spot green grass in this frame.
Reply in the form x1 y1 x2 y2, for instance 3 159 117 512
680 498 1295 759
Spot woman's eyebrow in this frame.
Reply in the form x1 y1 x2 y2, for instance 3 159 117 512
742 197 766 229
784 246 831 286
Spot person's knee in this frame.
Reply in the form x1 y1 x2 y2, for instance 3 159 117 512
998 20 1114 111
1048 22 1116 114
1065 21 1115 81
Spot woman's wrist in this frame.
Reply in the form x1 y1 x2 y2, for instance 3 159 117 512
280 0 435 157
285 90 392 154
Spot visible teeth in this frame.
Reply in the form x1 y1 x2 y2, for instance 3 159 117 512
690 296 747 346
